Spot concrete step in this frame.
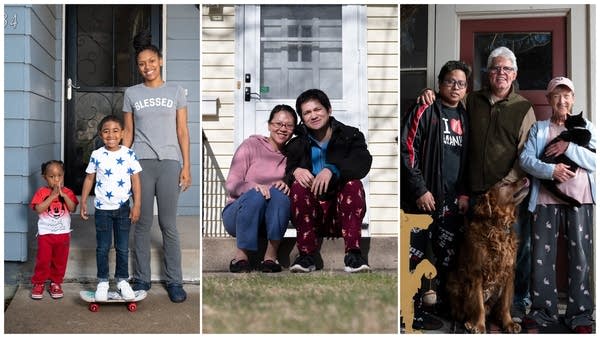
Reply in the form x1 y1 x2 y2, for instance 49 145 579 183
29 215 199 282
202 236 398 272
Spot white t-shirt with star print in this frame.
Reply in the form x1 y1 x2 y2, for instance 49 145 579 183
85 145 142 210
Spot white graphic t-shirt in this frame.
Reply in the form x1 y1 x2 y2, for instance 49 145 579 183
85 145 142 210
30 186 78 235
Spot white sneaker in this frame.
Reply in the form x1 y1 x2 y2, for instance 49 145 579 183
95 281 109 301
117 280 135 301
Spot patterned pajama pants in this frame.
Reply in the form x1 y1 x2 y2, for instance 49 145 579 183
529 204 594 329
290 180 366 254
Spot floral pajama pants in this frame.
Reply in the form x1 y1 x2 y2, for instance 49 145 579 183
290 180 366 254
528 204 594 329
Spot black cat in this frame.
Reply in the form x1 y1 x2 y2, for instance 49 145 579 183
540 111 595 207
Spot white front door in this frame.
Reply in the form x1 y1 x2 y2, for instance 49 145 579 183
235 4 370 233
235 4 367 145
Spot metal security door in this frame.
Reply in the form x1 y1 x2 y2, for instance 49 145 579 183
64 5 160 193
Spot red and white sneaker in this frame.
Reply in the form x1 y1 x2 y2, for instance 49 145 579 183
48 282 64 299
31 283 45 299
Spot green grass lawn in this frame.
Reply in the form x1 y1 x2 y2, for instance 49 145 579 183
202 271 398 334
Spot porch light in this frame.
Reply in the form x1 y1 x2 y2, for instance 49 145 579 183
208 5 224 22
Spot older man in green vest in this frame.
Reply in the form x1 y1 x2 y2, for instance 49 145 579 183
418 46 536 323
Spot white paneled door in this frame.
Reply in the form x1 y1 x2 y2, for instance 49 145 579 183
235 4 367 145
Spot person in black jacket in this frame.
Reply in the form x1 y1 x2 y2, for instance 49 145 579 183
400 60 471 328
284 89 372 273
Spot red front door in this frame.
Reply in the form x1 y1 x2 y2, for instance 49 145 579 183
460 16 566 120
460 16 569 292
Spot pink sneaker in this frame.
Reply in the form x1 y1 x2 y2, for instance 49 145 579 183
48 282 64 299
31 283 45 299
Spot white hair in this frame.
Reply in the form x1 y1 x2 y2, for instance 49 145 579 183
487 46 518 71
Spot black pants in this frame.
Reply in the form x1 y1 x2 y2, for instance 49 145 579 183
409 212 465 314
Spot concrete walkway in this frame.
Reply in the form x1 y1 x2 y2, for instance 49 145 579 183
5 282 199 334
4 215 200 334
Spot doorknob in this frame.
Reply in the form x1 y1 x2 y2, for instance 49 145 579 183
245 87 251 101
66 78 80 101
245 87 261 102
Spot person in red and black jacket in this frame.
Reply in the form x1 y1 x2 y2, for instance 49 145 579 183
400 60 471 328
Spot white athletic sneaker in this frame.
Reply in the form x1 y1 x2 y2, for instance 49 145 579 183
117 280 135 300
95 281 109 301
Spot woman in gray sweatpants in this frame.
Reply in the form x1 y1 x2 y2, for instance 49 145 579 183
122 31 191 303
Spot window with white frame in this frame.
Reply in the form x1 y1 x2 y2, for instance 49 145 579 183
260 6 342 100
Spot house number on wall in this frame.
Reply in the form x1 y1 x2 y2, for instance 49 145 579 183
4 13 18 29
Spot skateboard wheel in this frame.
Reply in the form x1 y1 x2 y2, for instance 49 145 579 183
89 303 99 312
127 302 137 312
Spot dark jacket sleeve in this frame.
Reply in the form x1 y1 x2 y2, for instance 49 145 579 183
456 105 469 197
283 136 308 186
400 103 430 205
329 126 372 181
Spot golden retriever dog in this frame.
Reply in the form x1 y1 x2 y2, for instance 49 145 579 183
446 177 530 333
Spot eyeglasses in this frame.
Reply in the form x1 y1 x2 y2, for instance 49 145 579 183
270 122 295 130
442 79 467 89
489 66 515 74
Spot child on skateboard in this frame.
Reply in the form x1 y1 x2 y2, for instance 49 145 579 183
30 160 79 299
80 115 142 301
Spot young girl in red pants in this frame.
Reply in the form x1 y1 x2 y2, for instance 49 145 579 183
29 160 78 299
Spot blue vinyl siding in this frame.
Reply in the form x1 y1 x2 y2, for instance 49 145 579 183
166 5 200 216
4 5 61 261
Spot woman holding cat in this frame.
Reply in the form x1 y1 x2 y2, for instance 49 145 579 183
519 76 596 333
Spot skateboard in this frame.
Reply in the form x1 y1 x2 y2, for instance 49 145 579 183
80 290 147 312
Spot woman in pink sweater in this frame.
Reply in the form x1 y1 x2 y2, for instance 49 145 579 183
222 105 297 272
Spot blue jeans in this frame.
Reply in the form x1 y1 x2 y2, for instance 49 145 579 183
95 205 131 281
222 187 290 251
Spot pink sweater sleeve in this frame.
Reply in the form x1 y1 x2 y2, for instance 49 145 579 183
225 140 255 198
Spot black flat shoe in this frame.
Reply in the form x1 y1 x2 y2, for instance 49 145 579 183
229 259 251 273
166 284 187 303
131 278 151 291
260 259 282 273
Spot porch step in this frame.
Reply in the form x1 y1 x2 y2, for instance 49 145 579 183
29 215 200 282
202 237 397 272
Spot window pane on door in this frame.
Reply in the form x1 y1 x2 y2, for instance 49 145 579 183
400 5 428 117
400 5 428 69
76 5 152 88
401 70 426 118
473 33 552 91
260 5 342 99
